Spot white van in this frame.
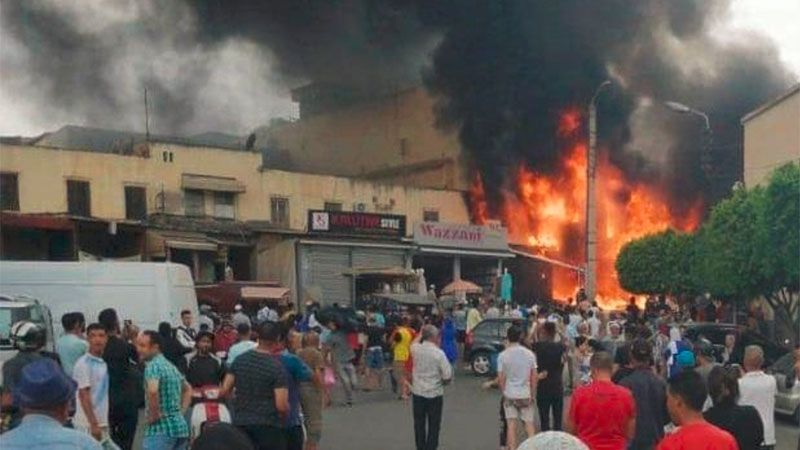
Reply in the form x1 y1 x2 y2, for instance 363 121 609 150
0 261 198 336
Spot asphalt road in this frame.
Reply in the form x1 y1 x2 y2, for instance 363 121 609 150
323 368 800 450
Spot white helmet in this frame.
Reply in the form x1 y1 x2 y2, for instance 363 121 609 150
10 320 46 351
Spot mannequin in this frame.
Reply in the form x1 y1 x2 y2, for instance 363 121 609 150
500 268 513 303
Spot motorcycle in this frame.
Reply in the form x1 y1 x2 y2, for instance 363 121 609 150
189 385 231 442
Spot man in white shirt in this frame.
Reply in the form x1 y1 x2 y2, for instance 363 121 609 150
587 310 602 339
410 325 453 450
175 309 197 351
497 325 538 450
72 323 114 447
738 344 777 449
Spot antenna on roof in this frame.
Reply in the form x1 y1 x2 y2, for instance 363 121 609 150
144 87 150 142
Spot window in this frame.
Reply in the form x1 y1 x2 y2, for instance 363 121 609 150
214 192 235 219
184 189 205 216
423 209 439 222
66 180 91 217
0 173 19 211
124 186 147 220
271 197 289 227
324 201 343 212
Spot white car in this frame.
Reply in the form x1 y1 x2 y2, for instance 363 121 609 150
0 295 54 386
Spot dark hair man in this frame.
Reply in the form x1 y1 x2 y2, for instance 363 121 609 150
498 325 537 450
227 323 257 368
619 339 669 450
136 330 192 450
3 359 102 450
57 312 87 377
73 323 110 443
97 308 140 450
158 321 190 375
532 321 567 432
704 366 764 450
567 351 636 450
657 370 737 450
221 322 290 450
176 310 196 351
187 331 223 388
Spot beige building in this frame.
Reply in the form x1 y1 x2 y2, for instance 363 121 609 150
256 85 471 191
741 83 800 187
0 134 473 304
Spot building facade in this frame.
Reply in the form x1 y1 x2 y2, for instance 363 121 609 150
255 86 471 191
0 138 479 305
741 83 800 187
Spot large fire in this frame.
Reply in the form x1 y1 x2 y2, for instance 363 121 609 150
471 111 703 309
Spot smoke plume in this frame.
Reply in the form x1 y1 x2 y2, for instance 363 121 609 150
1 0 795 208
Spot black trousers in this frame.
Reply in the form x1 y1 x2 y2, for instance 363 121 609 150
238 424 288 450
285 425 304 450
412 394 444 450
109 405 138 450
537 394 564 431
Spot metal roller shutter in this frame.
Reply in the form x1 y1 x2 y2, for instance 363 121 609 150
299 245 351 307
351 247 406 269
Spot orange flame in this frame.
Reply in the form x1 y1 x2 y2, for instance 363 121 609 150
472 111 703 309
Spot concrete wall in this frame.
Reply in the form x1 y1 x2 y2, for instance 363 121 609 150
0 143 470 234
742 86 800 187
258 87 470 191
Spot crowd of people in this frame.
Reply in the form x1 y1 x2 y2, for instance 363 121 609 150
1 293 798 450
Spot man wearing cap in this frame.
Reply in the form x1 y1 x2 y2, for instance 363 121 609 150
409 324 453 450
3 358 102 450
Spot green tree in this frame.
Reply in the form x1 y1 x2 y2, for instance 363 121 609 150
701 163 800 341
616 229 699 296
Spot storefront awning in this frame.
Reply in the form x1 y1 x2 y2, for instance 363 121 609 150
166 239 218 252
511 248 584 271
417 246 515 258
181 174 246 193
241 286 290 300
146 230 218 257
0 212 75 231
342 267 416 277
299 239 413 250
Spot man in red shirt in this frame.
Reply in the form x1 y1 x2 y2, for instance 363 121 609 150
657 370 737 450
567 351 635 450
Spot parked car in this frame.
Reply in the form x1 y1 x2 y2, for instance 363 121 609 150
465 318 527 376
682 322 790 368
767 351 800 425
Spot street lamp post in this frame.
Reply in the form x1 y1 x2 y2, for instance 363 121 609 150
585 80 611 303
664 100 714 181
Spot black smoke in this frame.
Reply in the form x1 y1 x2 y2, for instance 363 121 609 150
2 0 795 209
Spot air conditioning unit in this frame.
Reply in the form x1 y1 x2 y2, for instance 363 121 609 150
353 202 367 212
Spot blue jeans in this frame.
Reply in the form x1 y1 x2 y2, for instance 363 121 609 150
142 435 188 450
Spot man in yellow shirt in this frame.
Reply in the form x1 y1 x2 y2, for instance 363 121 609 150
466 302 483 334
391 318 413 400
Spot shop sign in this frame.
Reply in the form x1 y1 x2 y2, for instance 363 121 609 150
414 222 509 251
308 210 406 237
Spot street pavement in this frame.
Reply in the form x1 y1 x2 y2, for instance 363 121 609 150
323 367 800 450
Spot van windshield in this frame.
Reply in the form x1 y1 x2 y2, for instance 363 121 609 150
0 305 44 349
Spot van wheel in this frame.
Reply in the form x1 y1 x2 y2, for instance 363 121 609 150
471 352 492 376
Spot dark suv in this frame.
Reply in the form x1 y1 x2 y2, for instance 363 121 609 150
465 318 528 376
683 322 789 367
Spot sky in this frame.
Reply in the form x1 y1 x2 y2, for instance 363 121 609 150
0 0 797 137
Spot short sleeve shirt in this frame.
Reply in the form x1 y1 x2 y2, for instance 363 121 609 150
72 353 109 428
297 347 324 373
230 350 287 427
497 345 537 399
569 380 636 450
144 353 189 438
656 422 737 450
56 334 88 377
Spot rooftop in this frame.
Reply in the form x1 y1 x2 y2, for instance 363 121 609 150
740 83 800 124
